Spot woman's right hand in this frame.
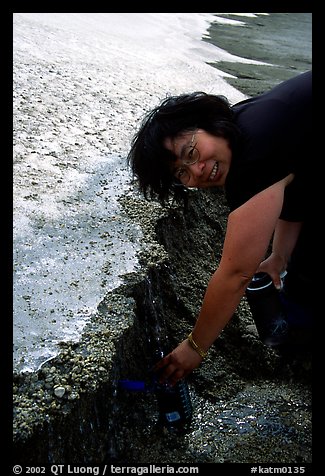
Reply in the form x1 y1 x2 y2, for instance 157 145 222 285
154 339 203 386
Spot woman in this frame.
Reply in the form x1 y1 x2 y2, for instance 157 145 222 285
127 70 312 385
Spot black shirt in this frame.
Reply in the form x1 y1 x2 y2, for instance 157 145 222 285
225 70 312 222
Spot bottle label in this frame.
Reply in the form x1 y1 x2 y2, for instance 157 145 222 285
165 411 181 422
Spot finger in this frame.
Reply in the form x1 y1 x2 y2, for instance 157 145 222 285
153 355 170 371
168 369 185 386
273 273 284 290
158 364 177 383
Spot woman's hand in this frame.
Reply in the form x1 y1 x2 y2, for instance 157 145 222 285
154 339 203 386
256 252 287 290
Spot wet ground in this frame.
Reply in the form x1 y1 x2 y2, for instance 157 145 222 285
205 13 312 96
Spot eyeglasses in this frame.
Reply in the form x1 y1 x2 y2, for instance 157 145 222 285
174 133 200 185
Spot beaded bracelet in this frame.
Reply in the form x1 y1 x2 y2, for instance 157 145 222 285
187 332 207 359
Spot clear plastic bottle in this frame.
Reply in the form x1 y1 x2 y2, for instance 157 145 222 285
118 376 193 432
152 347 193 432
154 378 193 431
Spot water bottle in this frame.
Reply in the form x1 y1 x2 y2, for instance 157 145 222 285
245 271 289 346
154 378 193 431
118 376 193 432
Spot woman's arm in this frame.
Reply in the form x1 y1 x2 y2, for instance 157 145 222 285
155 175 292 384
257 219 302 289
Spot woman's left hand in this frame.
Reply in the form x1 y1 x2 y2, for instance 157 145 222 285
257 252 287 289
154 339 203 386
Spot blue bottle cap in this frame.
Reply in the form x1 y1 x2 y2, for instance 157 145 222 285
118 379 146 391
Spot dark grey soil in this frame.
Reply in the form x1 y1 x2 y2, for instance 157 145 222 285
112 188 312 464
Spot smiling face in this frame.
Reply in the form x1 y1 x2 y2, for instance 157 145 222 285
164 129 232 188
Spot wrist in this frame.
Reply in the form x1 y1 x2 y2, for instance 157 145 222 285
187 332 208 359
271 251 289 272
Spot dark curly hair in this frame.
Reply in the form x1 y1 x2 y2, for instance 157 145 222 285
127 91 241 205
